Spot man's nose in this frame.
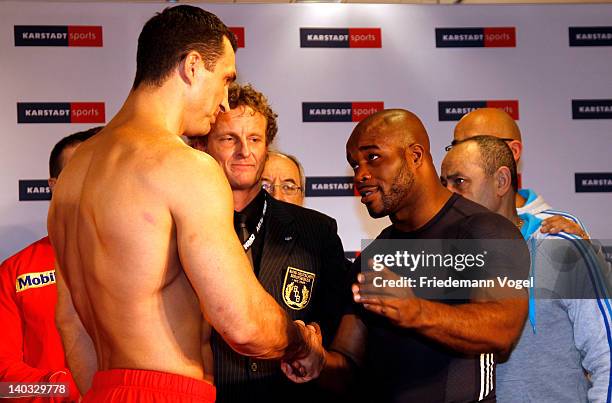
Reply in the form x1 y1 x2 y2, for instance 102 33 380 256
220 88 230 113
237 137 251 157
355 165 372 183
271 182 281 197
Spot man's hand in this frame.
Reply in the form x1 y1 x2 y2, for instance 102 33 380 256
281 321 326 383
540 216 588 239
353 270 422 329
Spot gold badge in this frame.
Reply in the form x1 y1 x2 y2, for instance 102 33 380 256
282 267 315 310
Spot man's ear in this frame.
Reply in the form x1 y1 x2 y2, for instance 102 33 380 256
407 144 425 168
507 140 522 163
495 166 512 197
179 51 202 85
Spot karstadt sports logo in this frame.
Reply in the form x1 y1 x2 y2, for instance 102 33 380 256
302 102 384 122
300 28 382 48
575 173 612 193
17 102 105 124
19 180 51 201
229 27 245 48
569 27 612 46
436 27 516 48
306 177 359 197
14 25 103 47
438 100 519 121
572 99 612 119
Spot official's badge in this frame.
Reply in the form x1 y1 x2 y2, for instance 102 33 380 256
282 267 316 310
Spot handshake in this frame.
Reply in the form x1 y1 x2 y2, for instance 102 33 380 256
281 320 327 383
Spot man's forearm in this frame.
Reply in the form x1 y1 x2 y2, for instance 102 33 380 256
409 298 527 354
225 302 308 361
317 350 355 393
57 321 97 395
54 265 97 395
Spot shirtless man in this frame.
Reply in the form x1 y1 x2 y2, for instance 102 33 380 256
48 6 318 402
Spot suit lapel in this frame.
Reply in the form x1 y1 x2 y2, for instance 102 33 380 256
259 197 297 289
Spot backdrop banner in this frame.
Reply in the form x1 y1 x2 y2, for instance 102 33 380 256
1 2 611 260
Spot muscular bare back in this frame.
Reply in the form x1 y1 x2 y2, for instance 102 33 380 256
47 10 318 399
49 125 223 381
48 115 309 392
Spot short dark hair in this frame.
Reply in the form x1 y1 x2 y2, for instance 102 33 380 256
49 126 103 178
459 135 518 192
133 5 237 89
228 83 278 145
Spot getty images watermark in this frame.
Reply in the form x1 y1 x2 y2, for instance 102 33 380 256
359 238 612 300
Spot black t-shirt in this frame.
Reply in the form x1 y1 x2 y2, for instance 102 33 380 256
350 193 528 403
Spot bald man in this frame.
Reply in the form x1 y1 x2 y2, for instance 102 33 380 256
262 151 305 206
284 109 530 403
452 108 589 238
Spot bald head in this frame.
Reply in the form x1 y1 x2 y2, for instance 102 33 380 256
346 109 447 221
453 108 522 162
349 109 431 153
454 108 521 142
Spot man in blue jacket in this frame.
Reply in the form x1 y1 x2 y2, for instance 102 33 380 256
441 135 611 402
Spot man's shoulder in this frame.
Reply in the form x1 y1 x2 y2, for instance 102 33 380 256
147 138 217 172
460 211 521 240
104 127 219 173
148 145 228 199
449 194 493 218
517 188 551 216
444 195 521 239
376 225 394 239
534 231 588 257
518 189 587 230
535 209 586 229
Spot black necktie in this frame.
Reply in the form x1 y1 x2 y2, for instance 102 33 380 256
237 213 254 267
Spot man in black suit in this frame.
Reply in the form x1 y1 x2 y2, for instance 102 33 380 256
191 83 349 403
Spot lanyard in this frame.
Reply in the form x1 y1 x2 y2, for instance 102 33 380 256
242 196 267 252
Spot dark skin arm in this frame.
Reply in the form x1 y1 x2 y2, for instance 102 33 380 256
353 270 528 354
282 275 527 384
317 314 365 393
281 314 365 393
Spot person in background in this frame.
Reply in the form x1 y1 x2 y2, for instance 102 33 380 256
441 135 611 402
262 151 305 206
0 126 102 403
451 108 589 239
192 83 349 403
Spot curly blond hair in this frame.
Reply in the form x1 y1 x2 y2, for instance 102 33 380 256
228 83 278 145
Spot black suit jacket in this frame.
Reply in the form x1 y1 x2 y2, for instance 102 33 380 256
212 195 350 403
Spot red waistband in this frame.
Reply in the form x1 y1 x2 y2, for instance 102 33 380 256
91 368 215 399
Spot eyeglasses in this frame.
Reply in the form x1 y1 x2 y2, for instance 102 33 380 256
444 137 515 152
262 182 302 196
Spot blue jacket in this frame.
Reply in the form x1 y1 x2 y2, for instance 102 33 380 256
497 213 611 403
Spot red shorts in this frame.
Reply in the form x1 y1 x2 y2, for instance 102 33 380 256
82 369 216 402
